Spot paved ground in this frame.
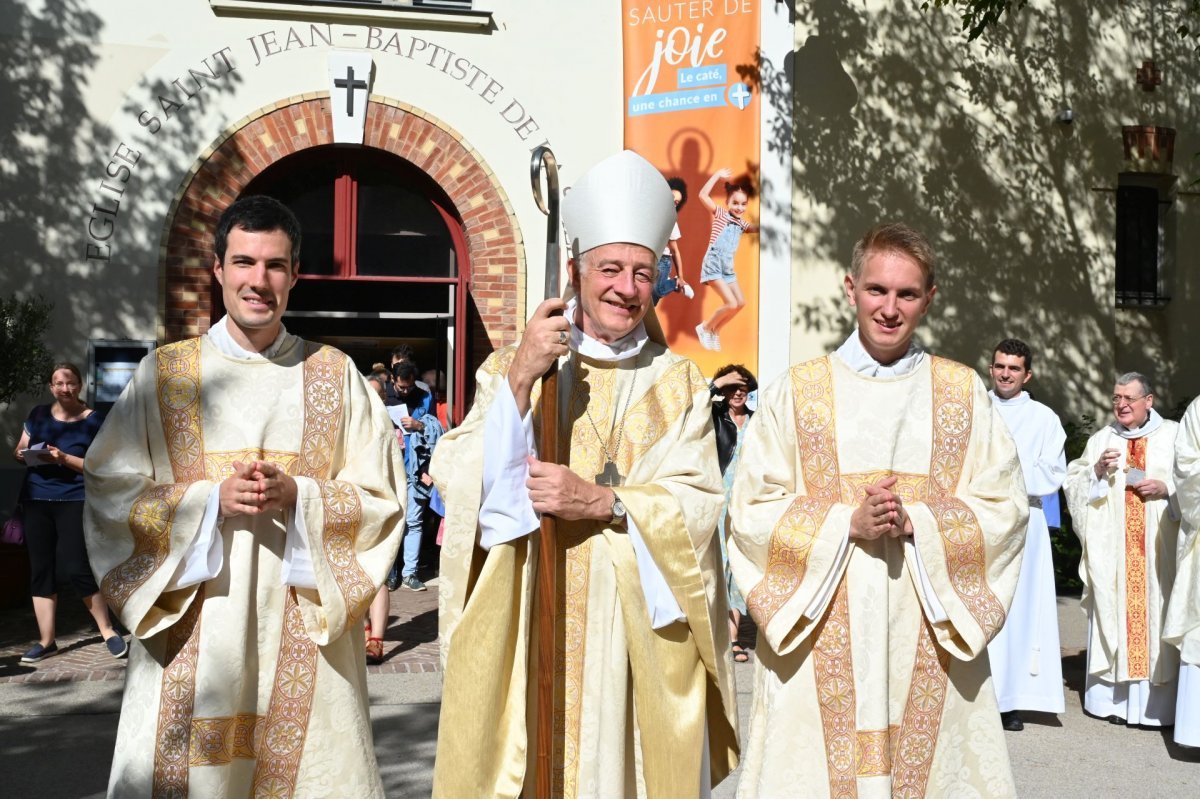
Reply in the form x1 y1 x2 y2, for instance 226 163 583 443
1 583 1198 797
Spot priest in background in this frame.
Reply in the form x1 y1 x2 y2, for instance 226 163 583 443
1165 395 1200 746
985 338 1068 731
84 196 405 798
430 151 738 798
729 222 1027 798
1064 372 1179 728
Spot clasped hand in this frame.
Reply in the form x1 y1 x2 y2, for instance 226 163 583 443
219 460 297 517
848 476 912 540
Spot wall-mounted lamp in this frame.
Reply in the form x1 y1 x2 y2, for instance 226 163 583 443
1055 107 1074 125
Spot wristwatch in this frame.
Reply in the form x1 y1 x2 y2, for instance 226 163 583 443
609 495 627 527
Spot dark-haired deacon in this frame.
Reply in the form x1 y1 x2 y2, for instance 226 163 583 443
985 339 1068 732
729 223 1027 797
83 195 405 797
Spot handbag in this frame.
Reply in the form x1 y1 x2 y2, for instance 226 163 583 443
1 505 24 546
2 473 27 546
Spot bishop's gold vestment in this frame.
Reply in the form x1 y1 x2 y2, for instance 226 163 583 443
84 336 405 798
729 355 1026 799
431 342 739 798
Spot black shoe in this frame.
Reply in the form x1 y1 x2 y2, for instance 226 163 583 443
1106 714 1126 726
20 642 58 663
1001 710 1024 731
386 572 399 592
104 635 129 659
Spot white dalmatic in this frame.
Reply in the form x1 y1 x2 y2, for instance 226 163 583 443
1166 397 1200 746
987 390 1068 714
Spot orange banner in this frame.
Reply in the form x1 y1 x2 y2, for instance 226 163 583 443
623 1 761 378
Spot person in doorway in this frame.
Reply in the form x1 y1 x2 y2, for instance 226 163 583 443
386 360 444 593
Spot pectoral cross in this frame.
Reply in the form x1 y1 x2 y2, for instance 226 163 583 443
595 460 624 487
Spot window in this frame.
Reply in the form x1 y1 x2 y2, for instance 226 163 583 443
1115 176 1174 307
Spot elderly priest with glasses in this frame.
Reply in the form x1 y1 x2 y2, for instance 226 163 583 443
429 151 739 798
1065 372 1181 728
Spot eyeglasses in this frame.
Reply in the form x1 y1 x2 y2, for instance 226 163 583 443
720 386 749 396
1111 394 1148 406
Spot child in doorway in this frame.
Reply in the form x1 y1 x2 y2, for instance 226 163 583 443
652 177 694 305
694 168 758 351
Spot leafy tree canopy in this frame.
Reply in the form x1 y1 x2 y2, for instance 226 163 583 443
925 0 1200 47
0 295 54 406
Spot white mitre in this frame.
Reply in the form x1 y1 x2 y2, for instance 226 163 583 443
561 150 676 259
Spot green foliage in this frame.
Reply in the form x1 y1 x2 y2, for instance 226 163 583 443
921 0 1028 41
1050 413 1096 594
0 295 54 406
926 0 1200 49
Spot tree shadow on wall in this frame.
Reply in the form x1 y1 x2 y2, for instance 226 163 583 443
0 1 244 420
0 2 112 371
755 0 1200 416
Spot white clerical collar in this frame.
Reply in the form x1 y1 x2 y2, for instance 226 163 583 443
990 390 1030 407
565 297 648 362
834 329 925 377
1109 407 1163 440
207 315 290 360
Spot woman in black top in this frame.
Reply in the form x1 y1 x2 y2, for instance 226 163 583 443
12 363 126 663
710 363 756 662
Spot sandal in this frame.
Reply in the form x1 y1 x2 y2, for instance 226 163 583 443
366 637 384 665
732 643 750 663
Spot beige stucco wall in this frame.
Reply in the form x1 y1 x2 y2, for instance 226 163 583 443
787 0 1199 427
0 0 628 443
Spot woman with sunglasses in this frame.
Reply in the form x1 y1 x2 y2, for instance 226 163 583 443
711 363 757 662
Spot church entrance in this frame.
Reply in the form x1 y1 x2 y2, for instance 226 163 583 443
220 145 471 422
160 97 525 424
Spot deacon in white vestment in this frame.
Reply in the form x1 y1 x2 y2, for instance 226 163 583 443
985 339 1068 730
730 223 1027 798
84 197 405 798
1165 395 1200 745
1064 371 1180 727
431 151 738 798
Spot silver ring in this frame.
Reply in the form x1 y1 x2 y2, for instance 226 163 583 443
558 330 568 345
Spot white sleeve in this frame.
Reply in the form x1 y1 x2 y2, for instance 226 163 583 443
803 528 851 619
478 381 540 550
165 486 225 590
908 537 950 624
626 515 687 628
281 493 317 589
1089 474 1111 502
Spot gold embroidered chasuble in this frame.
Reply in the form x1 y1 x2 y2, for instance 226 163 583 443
83 336 405 799
431 342 739 798
1064 420 1180 684
728 355 1027 799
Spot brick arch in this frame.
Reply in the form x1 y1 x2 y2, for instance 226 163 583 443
159 94 524 366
